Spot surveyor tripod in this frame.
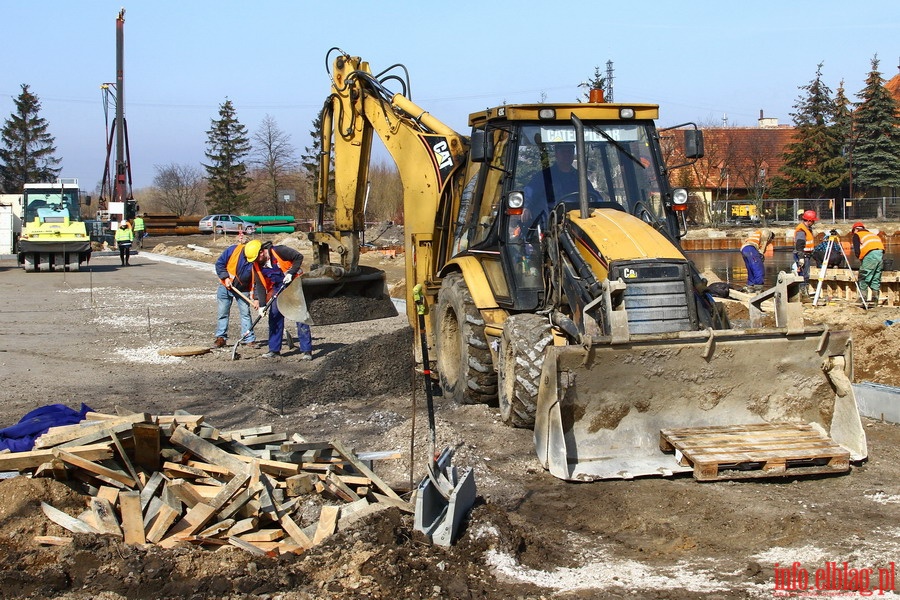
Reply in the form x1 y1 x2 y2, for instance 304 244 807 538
812 230 868 309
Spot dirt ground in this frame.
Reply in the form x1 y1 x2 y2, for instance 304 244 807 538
0 229 898 600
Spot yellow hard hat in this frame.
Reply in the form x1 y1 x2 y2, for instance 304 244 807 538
244 239 262 261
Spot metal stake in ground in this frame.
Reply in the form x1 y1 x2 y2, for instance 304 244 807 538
412 284 453 499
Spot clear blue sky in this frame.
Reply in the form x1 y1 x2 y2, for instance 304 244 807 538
3 1 898 190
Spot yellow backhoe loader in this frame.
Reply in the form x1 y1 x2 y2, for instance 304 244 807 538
295 49 866 481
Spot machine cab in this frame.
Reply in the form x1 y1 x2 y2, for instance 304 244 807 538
450 105 690 312
23 180 82 225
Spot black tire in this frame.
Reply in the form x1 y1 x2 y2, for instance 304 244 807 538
434 272 496 405
498 314 552 428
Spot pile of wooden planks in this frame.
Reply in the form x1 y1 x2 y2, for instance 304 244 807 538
2 410 410 556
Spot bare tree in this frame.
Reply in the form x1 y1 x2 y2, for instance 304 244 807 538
152 163 204 216
366 160 403 222
251 114 298 215
688 124 736 225
734 139 773 225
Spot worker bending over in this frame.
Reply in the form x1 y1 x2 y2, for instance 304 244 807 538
851 222 885 306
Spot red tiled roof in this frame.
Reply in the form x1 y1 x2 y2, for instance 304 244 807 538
701 127 797 186
667 126 796 190
886 72 900 104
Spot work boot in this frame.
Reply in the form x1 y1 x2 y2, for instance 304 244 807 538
800 289 813 304
299 352 312 361
214 337 226 348
260 351 280 359
872 292 880 306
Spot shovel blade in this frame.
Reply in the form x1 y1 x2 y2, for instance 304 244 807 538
278 281 312 324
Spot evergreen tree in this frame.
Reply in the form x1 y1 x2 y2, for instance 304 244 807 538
0 84 61 192
852 55 900 192
300 107 326 199
778 63 844 198
202 98 251 214
832 80 854 197
301 106 335 214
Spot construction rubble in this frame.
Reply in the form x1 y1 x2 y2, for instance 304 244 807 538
1 410 411 556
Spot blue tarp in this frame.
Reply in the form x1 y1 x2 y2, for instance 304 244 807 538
0 403 93 453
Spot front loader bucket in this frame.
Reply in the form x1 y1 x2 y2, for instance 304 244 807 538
297 265 398 325
534 327 867 481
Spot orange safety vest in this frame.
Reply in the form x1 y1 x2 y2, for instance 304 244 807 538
741 230 762 251
270 247 294 274
794 223 814 253
251 247 293 298
219 243 246 286
856 230 885 260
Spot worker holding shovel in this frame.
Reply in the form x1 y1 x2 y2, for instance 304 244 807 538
249 241 306 359
213 240 261 349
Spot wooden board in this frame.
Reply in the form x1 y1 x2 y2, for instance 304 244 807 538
157 346 211 357
0 444 112 472
119 491 146 545
659 423 851 481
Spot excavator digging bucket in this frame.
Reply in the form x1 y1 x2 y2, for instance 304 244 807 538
533 327 867 481
290 265 398 326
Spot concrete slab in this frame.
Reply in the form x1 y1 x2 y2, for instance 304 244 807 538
853 382 900 424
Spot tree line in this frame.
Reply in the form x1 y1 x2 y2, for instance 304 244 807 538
667 56 900 225
3 56 900 223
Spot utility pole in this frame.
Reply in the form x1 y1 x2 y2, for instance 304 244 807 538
605 60 614 103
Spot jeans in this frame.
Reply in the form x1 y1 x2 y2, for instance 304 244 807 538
215 284 254 342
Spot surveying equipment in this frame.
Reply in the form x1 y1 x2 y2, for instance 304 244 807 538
812 229 867 309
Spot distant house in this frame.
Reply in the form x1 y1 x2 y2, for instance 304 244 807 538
664 113 796 222
665 69 900 223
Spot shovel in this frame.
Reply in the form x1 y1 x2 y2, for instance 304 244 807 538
229 282 291 360
275 276 312 324
410 284 476 546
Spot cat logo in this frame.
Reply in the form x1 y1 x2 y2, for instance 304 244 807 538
432 140 453 170
623 268 638 279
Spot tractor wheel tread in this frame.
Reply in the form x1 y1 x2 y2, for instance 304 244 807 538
435 272 497 406
498 314 553 428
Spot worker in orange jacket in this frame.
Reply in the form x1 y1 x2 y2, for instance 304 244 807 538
851 222 885 305
793 210 818 302
213 240 261 348
249 241 309 359
740 228 774 292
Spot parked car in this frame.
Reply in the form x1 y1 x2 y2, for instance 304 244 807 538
198 214 255 235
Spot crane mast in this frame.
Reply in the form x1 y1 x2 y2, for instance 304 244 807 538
99 8 136 224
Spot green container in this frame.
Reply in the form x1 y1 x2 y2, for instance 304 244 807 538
241 215 296 223
256 225 296 233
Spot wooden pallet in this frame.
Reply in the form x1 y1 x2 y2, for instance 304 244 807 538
659 423 850 481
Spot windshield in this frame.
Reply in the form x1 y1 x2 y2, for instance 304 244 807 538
24 189 80 223
514 123 665 225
